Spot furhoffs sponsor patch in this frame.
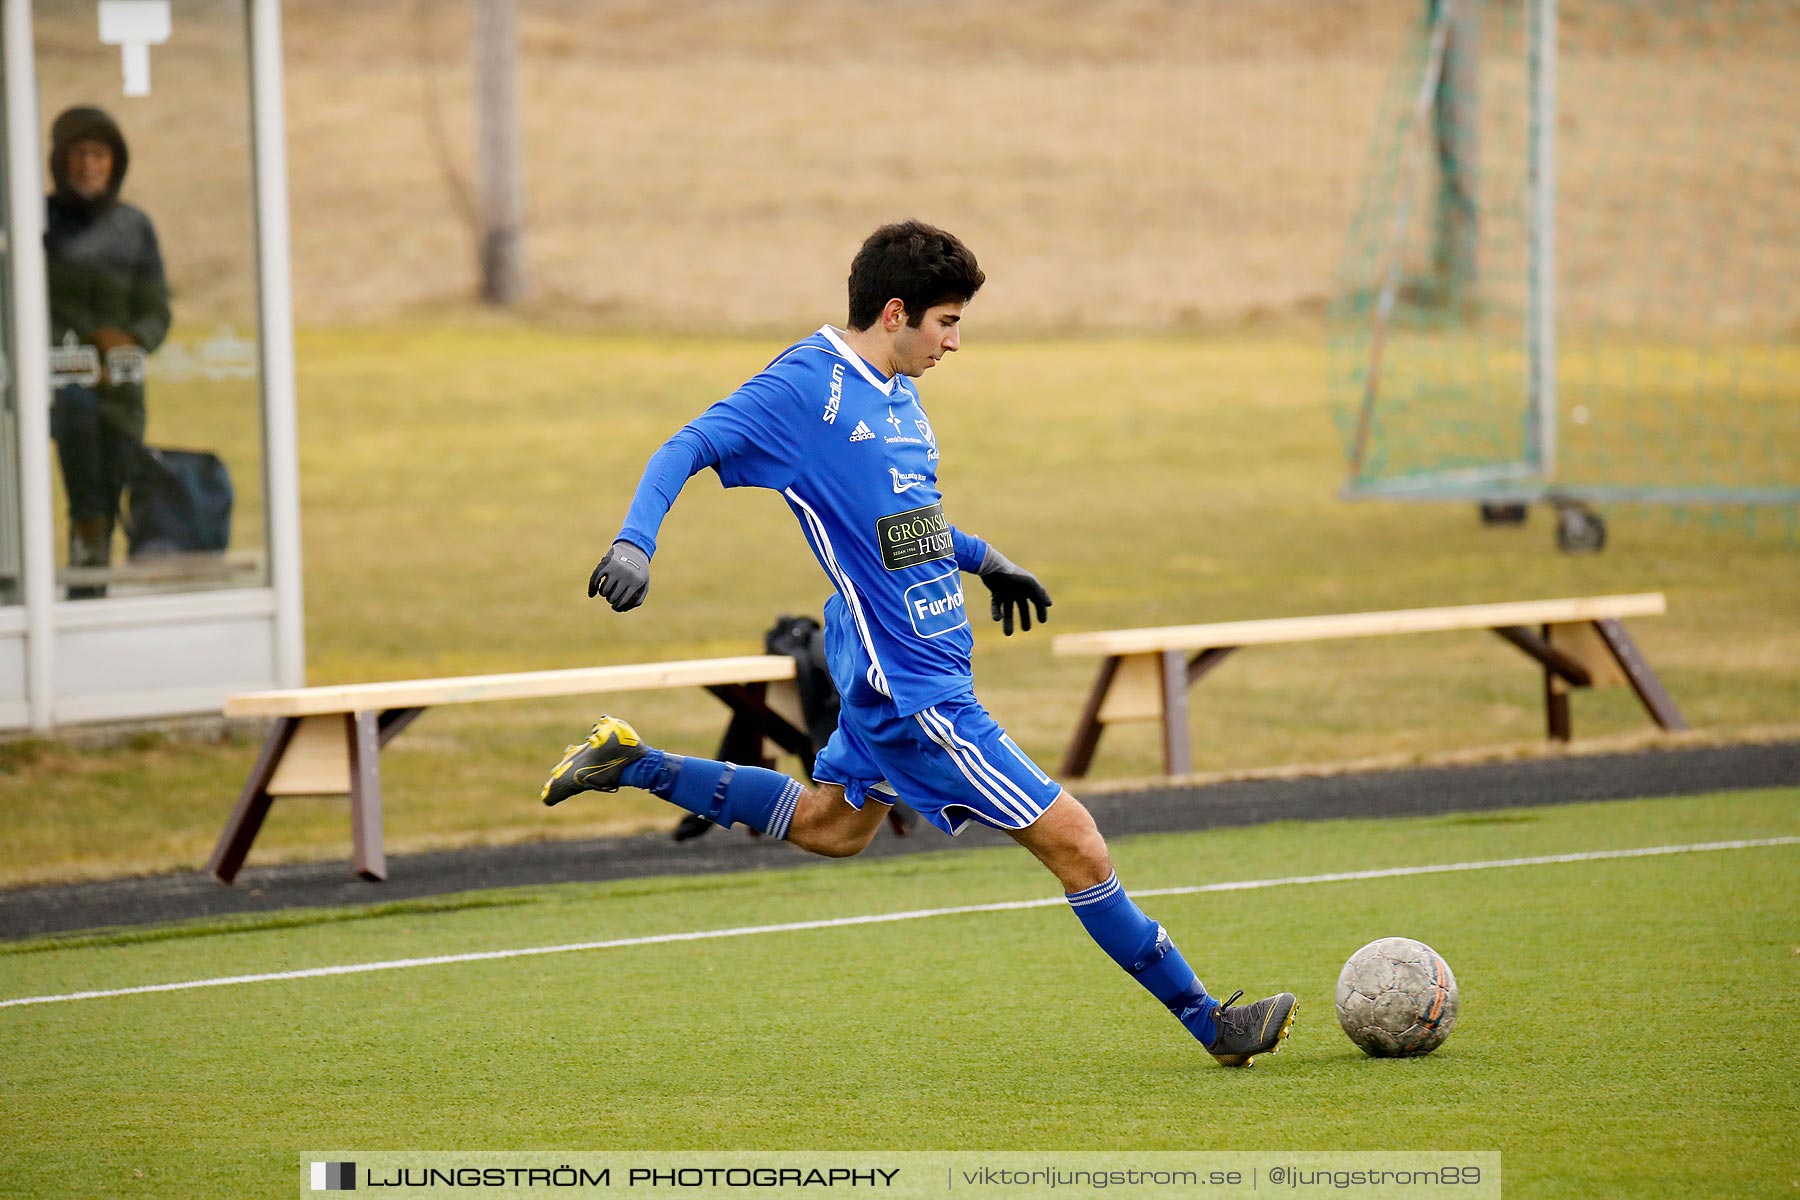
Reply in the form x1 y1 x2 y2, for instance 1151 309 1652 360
903 569 969 638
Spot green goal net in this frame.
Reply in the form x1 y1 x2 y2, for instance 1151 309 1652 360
1329 0 1800 543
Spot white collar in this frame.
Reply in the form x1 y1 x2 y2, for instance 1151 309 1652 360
818 325 896 396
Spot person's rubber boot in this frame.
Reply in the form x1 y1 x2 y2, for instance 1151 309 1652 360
67 516 111 600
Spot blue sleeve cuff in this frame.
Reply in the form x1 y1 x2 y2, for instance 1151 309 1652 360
951 526 990 574
615 428 719 558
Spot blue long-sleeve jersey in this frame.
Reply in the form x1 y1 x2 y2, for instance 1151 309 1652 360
617 325 990 716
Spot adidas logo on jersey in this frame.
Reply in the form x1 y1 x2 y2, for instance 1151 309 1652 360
848 421 874 442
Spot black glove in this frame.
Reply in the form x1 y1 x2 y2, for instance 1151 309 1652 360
588 540 651 612
976 545 1052 635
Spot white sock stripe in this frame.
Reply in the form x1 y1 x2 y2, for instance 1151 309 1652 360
1068 878 1123 908
1065 872 1120 902
766 779 802 841
784 488 890 697
764 789 784 840
913 709 1033 825
787 778 804 824
921 706 1043 818
1058 867 1116 906
3 837 1792 1010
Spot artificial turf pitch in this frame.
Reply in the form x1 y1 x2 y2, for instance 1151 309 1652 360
3 789 1795 1199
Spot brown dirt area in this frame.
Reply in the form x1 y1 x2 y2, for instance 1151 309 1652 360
269 0 1415 329
29 0 1800 332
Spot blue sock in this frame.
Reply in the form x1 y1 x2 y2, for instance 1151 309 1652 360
620 750 801 840
1067 872 1219 1045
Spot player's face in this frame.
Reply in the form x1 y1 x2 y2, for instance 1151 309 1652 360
67 139 114 200
893 302 963 377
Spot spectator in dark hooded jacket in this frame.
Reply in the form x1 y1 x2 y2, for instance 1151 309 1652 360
44 105 171 597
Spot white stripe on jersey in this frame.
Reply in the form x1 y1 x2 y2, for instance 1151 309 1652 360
765 342 840 373
784 486 892 698
818 326 896 396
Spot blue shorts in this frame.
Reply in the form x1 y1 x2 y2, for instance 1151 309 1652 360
812 691 1064 837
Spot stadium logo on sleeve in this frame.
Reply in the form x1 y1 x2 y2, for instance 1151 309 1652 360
876 502 954 571
903 569 969 638
310 1162 357 1191
823 363 844 424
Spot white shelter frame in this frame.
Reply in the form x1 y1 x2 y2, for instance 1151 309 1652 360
0 0 303 730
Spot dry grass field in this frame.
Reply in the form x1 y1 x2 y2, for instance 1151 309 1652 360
4 326 1797 886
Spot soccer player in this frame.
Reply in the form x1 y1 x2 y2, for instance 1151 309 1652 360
544 221 1297 1066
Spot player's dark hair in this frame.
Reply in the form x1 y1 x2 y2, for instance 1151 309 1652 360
846 221 985 330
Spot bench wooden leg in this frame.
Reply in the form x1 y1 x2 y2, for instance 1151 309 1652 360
1493 624 1589 743
215 705 417 884
714 682 779 770
1495 620 1682 741
346 710 387 881
1159 649 1194 776
1060 655 1122 779
1543 631 1573 741
1063 649 1232 779
209 716 301 884
1185 646 1236 687
1490 626 1591 744
1593 619 1688 731
1492 625 1592 688
378 706 426 747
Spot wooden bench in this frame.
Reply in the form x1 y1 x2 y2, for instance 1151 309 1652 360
1053 593 1686 779
209 656 812 884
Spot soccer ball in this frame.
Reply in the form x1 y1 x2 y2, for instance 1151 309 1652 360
1335 937 1459 1057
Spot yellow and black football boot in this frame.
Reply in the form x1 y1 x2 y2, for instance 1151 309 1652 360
540 716 646 806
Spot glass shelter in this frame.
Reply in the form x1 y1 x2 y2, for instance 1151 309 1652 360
1 0 301 728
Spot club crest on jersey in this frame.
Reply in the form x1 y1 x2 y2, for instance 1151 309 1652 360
848 420 874 442
917 415 939 461
823 362 844 424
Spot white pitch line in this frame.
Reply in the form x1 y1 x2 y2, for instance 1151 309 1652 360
3 836 1795 1011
